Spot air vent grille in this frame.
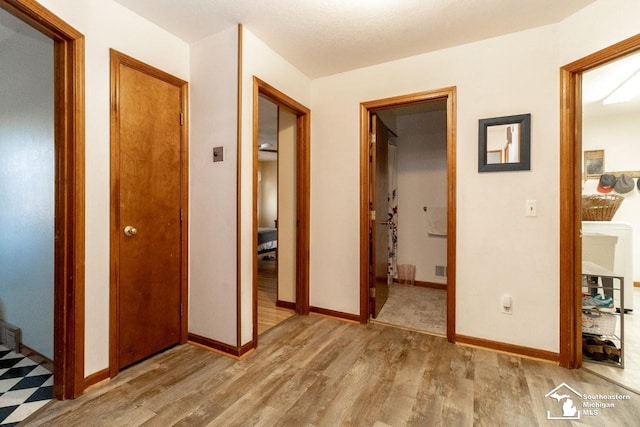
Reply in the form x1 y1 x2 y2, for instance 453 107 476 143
435 265 447 277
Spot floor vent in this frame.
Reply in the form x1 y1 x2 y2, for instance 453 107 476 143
0 320 21 352
435 265 447 277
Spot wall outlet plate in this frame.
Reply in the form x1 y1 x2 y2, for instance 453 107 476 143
213 146 223 162
502 295 513 314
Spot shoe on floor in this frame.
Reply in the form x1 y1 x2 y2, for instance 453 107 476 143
582 294 613 308
593 294 614 308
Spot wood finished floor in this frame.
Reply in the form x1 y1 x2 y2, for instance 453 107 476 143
257 257 295 335
28 315 639 426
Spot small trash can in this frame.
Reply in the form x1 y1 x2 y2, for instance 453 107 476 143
397 264 416 286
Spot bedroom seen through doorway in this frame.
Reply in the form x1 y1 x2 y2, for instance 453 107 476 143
256 95 296 335
252 77 311 346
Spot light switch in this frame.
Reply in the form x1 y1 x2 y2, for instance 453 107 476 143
213 146 223 162
525 199 537 217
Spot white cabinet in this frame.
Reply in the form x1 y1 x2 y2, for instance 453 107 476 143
582 221 634 311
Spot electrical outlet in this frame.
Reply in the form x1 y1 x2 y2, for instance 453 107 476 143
502 294 513 314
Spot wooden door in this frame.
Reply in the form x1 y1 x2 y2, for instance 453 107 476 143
370 114 389 318
110 50 188 371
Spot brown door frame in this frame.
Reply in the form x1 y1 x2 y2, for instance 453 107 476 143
0 0 85 399
252 77 311 346
109 49 189 376
559 33 640 368
360 87 457 342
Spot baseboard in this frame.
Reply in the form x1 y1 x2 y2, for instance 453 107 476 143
310 306 360 322
239 341 255 357
276 300 296 310
84 368 109 390
392 279 446 290
456 334 559 363
414 280 446 290
188 333 254 359
19 343 53 365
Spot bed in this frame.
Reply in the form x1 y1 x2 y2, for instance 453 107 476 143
258 227 277 254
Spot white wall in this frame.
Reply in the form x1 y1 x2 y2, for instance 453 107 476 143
240 27 311 345
555 0 640 66
310 28 560 346
278 109 297 303
38 0 190 376
309 0 640 352
189 27 238 346
582 111 640 282
258 161 277 228
396 111 447 284
0 27 54 359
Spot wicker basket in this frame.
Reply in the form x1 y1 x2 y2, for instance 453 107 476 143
581 194 623 221
582 310 617 336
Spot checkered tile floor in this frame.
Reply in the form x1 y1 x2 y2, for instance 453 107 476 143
0 345 52 427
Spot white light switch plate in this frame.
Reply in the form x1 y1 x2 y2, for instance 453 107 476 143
525 199 537 217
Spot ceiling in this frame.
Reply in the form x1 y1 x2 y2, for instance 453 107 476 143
113 0 594 78
583 51 640 117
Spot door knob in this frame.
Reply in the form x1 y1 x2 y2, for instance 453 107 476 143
124 225 138 237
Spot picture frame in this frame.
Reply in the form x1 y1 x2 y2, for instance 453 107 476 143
584 149 605 179
478 113 531 172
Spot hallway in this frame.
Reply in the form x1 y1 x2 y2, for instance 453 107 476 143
28 315 639 426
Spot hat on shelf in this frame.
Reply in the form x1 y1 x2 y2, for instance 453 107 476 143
614 174 634 194
597 174 616 193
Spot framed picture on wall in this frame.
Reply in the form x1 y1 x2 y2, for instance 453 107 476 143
478 113 530 172
584 149 604 179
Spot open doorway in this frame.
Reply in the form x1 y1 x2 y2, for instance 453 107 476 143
0 0 85 407
369 101 449 336
360 87 457 342
252 78 310 345
255 95 296 335
560 34 640 391
562 43 640 392
0 7 55 419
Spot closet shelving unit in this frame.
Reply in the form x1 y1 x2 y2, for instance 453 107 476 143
582 269 624 369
